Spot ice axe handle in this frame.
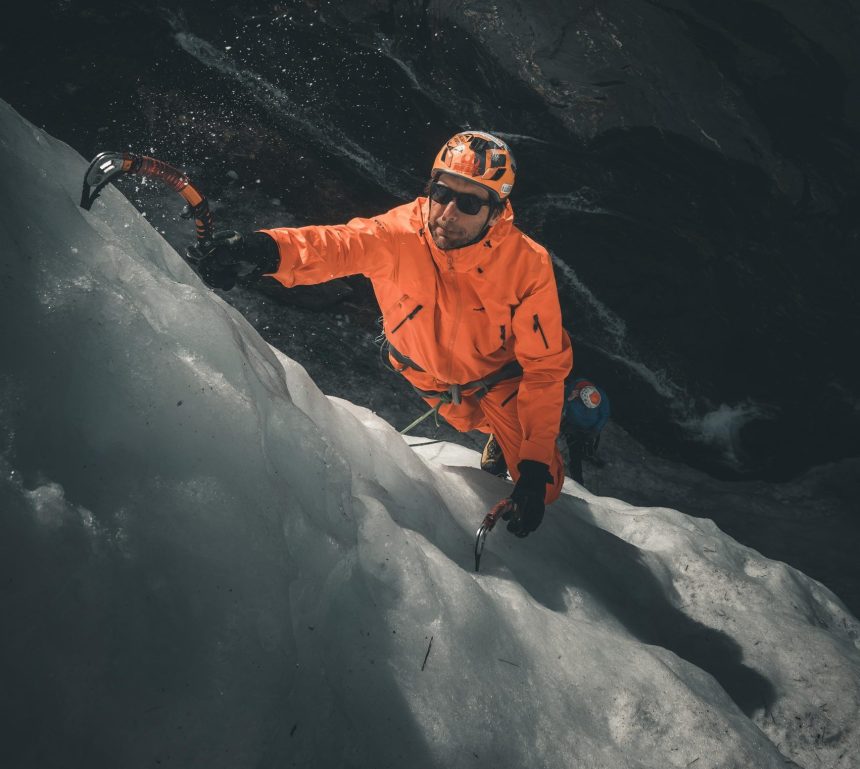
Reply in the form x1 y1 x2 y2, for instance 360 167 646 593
79 151 214 242
474 499 515 572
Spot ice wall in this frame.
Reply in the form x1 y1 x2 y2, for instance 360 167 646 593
1 100 858 769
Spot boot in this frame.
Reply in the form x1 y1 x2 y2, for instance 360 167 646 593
480 433 508 477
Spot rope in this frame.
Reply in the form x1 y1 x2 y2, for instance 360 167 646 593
399 399 445 435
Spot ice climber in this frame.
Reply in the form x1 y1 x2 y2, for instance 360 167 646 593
561 377 610 486
186 131 572 537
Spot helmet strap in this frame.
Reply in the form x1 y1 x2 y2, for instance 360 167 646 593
475 206 496 242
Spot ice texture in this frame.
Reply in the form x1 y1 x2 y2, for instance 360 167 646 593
1 99 858 769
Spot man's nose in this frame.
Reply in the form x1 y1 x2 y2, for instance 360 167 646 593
441 200 459 219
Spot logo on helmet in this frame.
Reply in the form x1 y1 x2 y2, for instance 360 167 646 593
579 385 601 408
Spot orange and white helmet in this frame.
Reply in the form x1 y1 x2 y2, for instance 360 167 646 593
431 131 516 202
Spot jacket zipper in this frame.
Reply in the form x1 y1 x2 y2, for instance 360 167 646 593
443 256 462 383
533 314 549 349
500 324 507 350
391 304 423 334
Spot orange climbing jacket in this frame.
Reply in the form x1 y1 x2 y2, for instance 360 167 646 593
261 197 573 467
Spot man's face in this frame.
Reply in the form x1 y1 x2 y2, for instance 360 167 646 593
427 173 501 250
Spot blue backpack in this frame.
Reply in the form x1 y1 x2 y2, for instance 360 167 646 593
562 378 610 433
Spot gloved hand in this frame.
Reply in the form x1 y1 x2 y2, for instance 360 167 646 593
504 459 553 538
186 229 246 290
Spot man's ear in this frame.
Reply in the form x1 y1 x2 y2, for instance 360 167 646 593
488 206 503 227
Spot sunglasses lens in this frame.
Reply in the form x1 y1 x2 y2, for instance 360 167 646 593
430 183 487 215
457 194 484 215
430 183 454 206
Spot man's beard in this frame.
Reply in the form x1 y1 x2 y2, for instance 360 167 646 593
432 222 469 249
431 219 489 250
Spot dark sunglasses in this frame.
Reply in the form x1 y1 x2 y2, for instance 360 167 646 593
429 181 490 216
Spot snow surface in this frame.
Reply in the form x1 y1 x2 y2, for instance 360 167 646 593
1 99 859 769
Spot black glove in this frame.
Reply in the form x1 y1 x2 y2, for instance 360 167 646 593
186 230 280 290
186 230 246 289
504 460 554 538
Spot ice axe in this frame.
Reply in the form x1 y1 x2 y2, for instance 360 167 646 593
79 151 214 243
474 498 516 572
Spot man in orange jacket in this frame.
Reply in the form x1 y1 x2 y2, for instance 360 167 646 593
188 131 572 537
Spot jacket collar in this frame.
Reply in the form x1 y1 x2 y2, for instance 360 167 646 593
414 197 515 274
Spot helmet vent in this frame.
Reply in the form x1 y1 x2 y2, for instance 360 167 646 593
469 137 490 152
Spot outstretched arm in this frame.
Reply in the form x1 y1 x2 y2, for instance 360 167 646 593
187 213 398 290
262 216 396 287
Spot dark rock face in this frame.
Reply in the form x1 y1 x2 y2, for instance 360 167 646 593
333 0 860 478
2 0 858 479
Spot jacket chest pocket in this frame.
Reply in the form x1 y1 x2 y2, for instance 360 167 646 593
384 294 425 336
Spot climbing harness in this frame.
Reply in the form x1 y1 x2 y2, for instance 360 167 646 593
381 341 523 435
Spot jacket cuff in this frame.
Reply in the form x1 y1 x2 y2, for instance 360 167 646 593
518 437 555 467
257 228 297 286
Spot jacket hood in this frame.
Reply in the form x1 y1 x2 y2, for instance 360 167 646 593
414 197 515 273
